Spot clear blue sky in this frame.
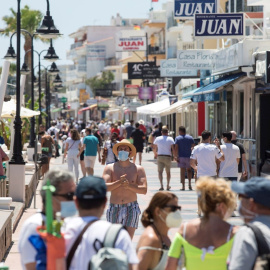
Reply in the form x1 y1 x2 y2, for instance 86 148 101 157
0 0 164 68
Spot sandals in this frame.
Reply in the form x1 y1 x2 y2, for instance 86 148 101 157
167 186 171 191
189 185 193 190
159 187 164 191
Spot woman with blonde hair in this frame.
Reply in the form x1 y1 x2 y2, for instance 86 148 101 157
64 129 81 183
166 177 237 270
136 191 182 270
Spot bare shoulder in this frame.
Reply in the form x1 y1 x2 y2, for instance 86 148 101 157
138 226 160 248
232 225 240 236
135 164 146 173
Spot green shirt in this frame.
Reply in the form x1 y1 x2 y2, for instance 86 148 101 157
83 135 99 156
168 233 234 270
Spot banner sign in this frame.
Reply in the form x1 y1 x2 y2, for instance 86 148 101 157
116 36 146 52
128 62 155 79
194 13 244 38
160 59 198 77
139 87 153 100
95 89 112 97
192 92 220 102
177 50 217 70
87 45 106 61
174 0 218 19
142 65 160 79
125 85 139 96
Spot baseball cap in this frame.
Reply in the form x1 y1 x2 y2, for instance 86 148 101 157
75 176 107 200
231 177 270 208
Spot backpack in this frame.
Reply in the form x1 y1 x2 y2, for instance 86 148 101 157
89 224 128 270
246 223 270 270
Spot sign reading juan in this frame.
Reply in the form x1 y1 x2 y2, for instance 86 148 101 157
195 13 244 38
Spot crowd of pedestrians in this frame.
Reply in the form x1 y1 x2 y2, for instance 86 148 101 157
16 117 270 270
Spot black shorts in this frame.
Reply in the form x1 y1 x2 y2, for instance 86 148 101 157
135 145 143 153
80 150 85 161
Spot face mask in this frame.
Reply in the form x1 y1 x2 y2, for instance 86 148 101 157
238 200 257 220
221 139 225 145
118 151 129 161
60 201 78 218
160 209 182 228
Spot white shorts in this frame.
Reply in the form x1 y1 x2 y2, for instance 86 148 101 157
84 156 96 168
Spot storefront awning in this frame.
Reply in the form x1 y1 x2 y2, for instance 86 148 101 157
137 98 170 116
51 108 62 113
78 104 97 115
191 73 245 102
156 99 192 116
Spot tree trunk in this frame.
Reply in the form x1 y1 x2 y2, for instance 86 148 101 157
24 36 32 105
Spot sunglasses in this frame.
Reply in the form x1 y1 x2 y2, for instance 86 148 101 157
164 205 182 212
53 192 75 201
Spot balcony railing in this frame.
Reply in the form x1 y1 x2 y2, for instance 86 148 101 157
70 41 83 50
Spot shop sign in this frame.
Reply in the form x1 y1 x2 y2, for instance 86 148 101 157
139 87 153 100
256 60 266 77
177 50 217 70
87 45 106 61
128 62 155 79
95 89 112 97
86 99 97 105
194 13 244 38
125 85 139 96
192 92 219 102
160 59 198 77
247 0 265 6
116 36 146 52
142 65 160 79
212 43 243 73
174 0 218 19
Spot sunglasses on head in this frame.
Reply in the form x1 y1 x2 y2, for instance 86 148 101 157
164 205 181 212
53 192 75 201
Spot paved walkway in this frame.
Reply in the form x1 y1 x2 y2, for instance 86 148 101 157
4 151 243 269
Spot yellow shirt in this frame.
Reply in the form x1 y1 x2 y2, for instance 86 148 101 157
168 233 234 270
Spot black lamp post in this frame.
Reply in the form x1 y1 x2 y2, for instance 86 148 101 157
5 0 60 163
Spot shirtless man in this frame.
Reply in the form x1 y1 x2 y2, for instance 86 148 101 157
103 139 147 239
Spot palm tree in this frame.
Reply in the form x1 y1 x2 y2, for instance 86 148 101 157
1 5 43 100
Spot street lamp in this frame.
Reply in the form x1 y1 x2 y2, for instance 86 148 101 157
44 39 59 62
53 74 63 86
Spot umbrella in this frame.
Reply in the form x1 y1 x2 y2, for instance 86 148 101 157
1 99 40 118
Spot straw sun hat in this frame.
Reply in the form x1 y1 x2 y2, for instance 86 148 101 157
112 139 136 158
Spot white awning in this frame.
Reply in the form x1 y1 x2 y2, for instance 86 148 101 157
136 98 170 116
156 99 192 116
107 108 120 114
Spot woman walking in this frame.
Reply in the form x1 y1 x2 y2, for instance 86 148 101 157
40 131 54 177
79 129 86 178
64 129 81 183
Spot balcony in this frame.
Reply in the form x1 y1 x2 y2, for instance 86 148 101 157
105 57 119 66
148 45 166 55
70 41 83 50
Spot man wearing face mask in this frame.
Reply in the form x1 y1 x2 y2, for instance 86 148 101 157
103 139 147 239
229 177 270 270
18 170 76 270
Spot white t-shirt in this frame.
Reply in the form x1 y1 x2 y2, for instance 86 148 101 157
47 126 59 137
118 124 126 137
153 136 174 155
219 143 240 177
191 143 223 177
66 138 81 151
98 123 106 133
18 212 45 269
63 217 138 270
104 140 119 164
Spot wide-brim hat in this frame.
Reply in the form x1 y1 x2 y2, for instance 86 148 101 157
139 119 145 125
113 139 136 158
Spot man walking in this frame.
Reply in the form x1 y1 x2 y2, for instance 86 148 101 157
190 130 224 178
218 131 240 181
174 126 195 190
78 128 101 176
103 139 147 239
126 120 135 140
153 126 175 191
231 130 248 180
229 177 270 270
131 122 145 165
64 176 138 270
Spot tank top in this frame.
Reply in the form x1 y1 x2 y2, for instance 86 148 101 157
42 137 53 154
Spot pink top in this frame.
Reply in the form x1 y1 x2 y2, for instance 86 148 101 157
0 147 7 175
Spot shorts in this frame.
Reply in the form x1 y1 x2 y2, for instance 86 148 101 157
84 156 96 168
178 157 191 169
80 150 85 161
224 177 238 181
106 201 141 229
157 155 171 172
134 144 143 153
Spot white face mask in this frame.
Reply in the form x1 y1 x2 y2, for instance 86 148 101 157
160 209 182 228
118 150 129 161
238 200 257 220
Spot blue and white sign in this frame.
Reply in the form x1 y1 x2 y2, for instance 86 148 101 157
195 13 245 38
174 0 218 19
160 59 198 77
